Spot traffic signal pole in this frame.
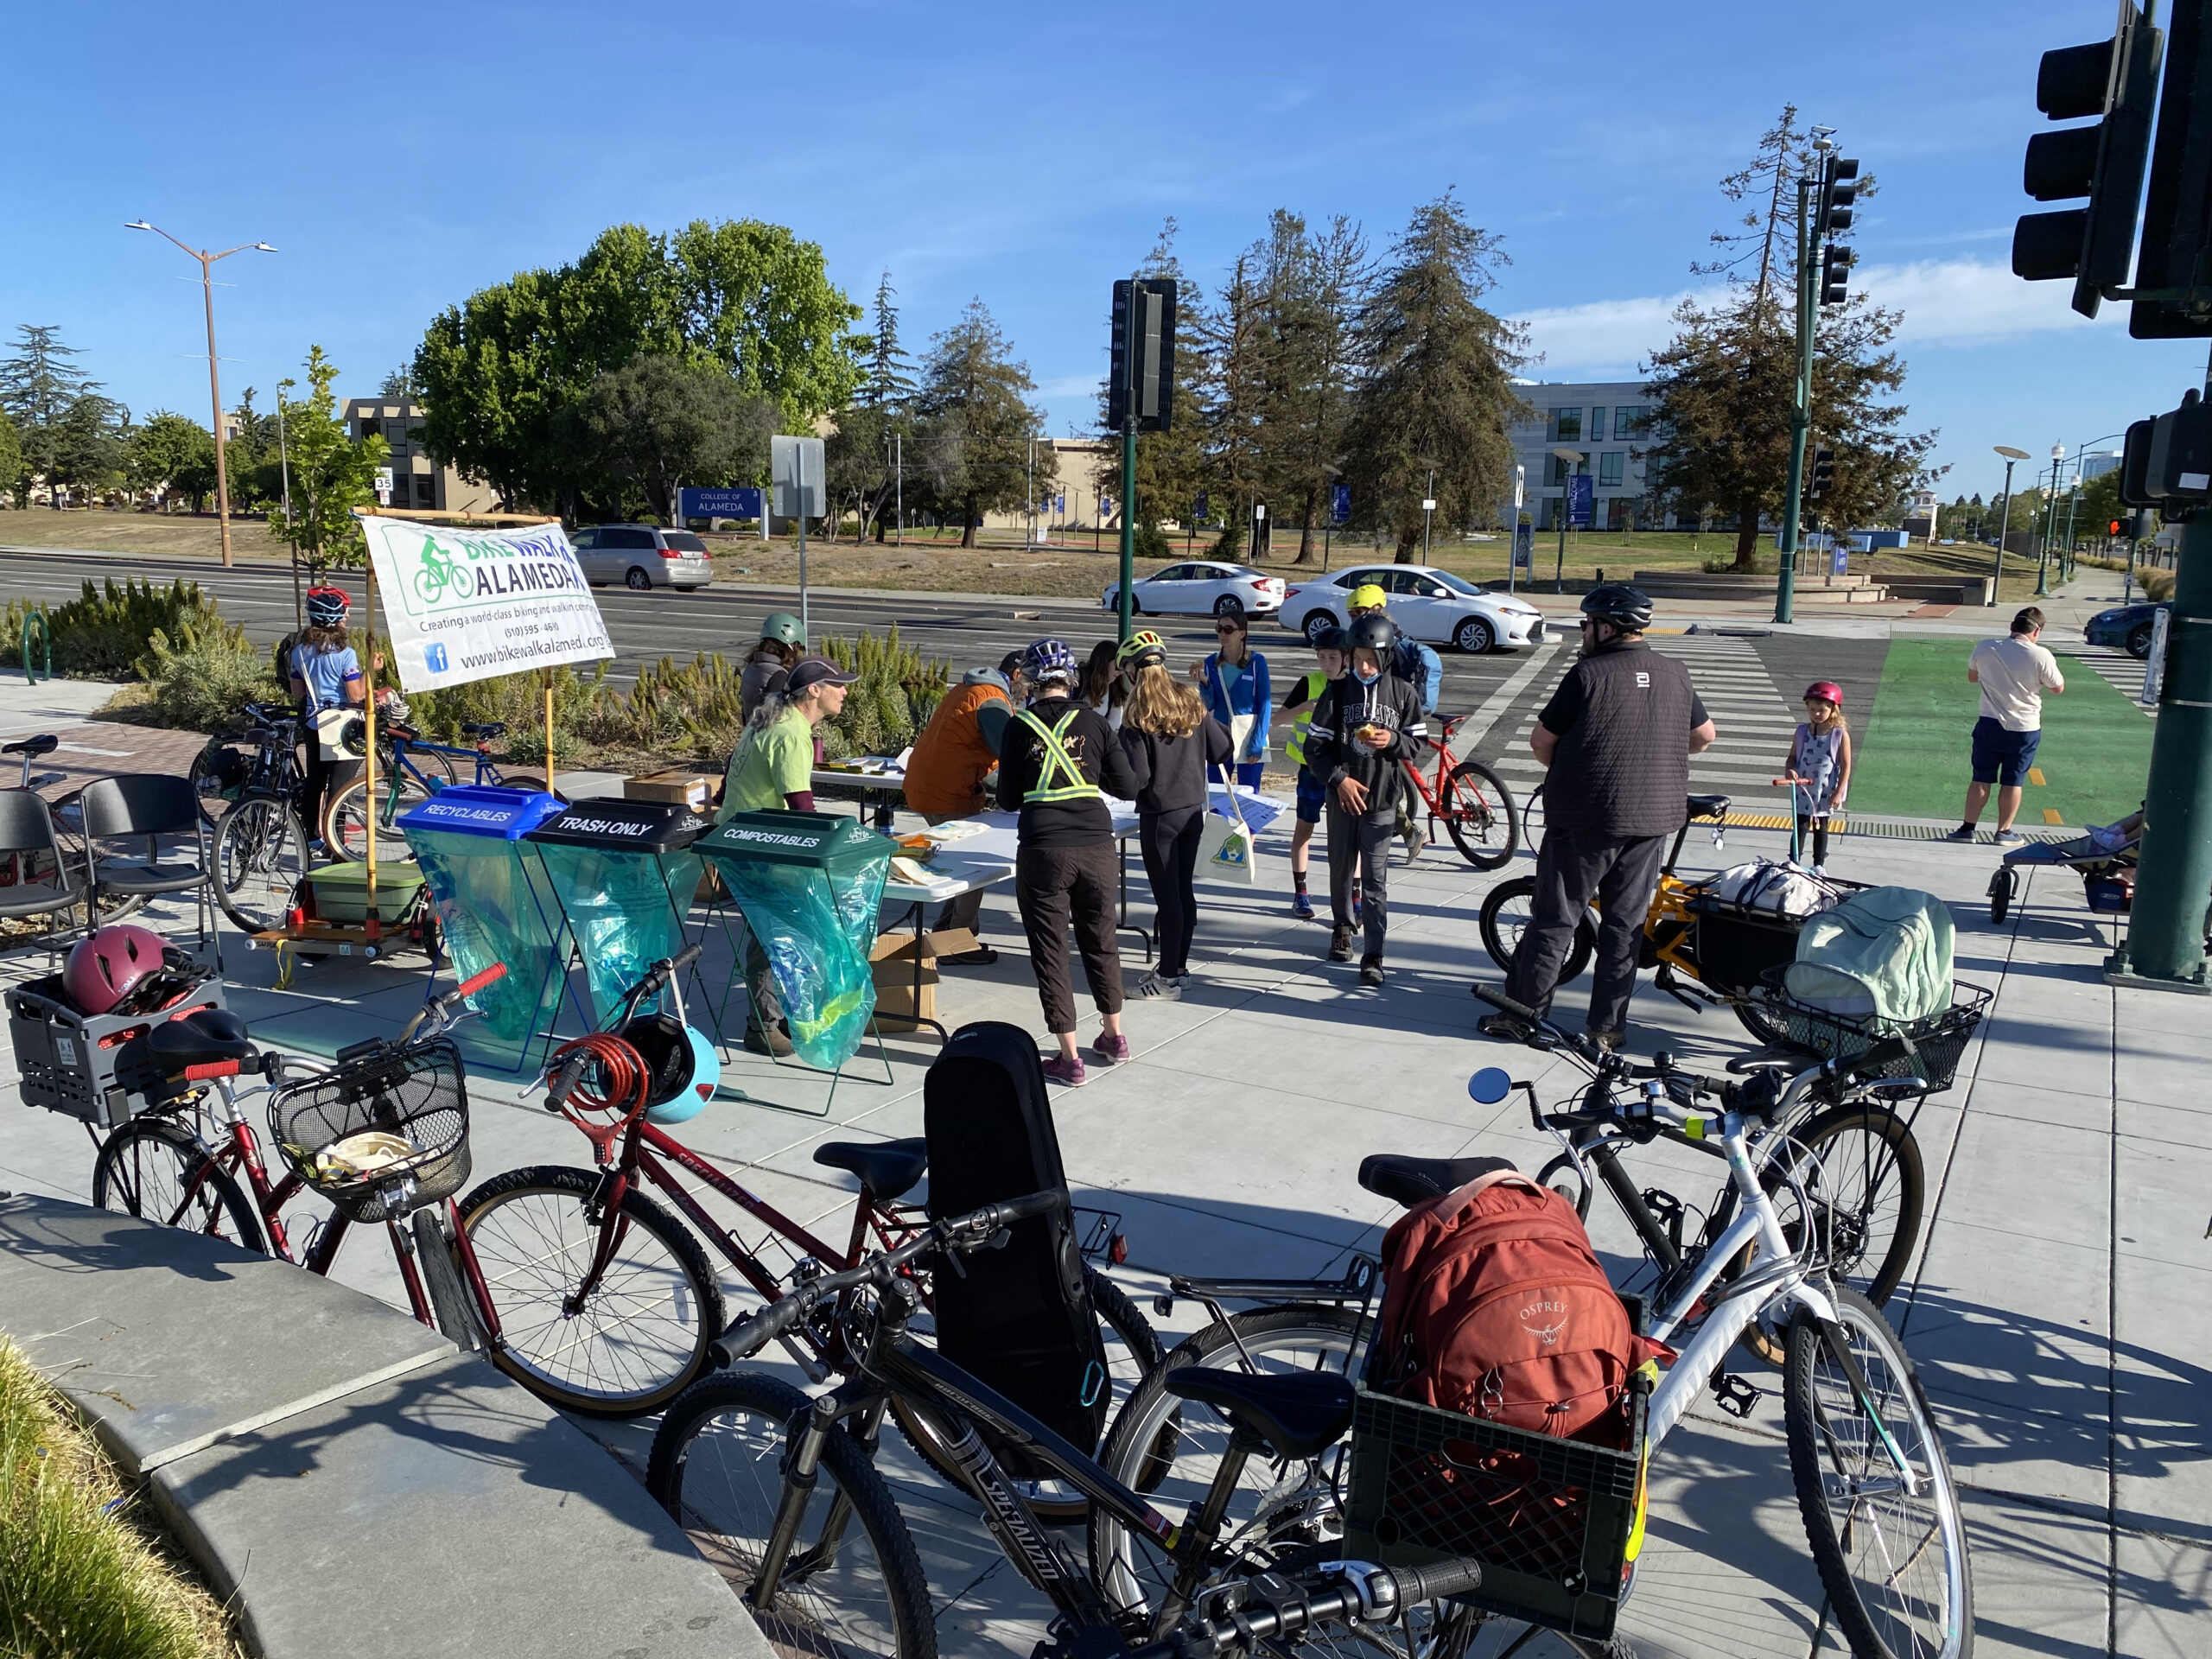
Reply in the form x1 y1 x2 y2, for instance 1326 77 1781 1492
1775 174 1816 626
1118 410 1135 645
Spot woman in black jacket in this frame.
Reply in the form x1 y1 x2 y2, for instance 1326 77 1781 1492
1116 632 1233 1001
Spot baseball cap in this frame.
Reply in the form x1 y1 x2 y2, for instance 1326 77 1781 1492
785 656 860 694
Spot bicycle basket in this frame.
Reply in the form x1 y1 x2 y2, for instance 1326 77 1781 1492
268 1039 470 1224
1753 969 1992 1090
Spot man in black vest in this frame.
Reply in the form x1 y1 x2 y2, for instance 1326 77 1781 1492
1479 585 1716 1047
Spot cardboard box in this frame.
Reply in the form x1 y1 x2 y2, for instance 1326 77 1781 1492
869 927 978 1025
625 769 717 810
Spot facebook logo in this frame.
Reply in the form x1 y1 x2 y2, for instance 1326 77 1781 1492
425 642 449 674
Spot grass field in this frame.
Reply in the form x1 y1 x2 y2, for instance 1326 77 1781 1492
1850 639 2153 825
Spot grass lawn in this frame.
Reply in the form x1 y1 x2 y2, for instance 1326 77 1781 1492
1850 639 2153 826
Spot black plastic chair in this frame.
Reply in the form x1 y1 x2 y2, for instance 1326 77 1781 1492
77 773 219 966
0 790 91 947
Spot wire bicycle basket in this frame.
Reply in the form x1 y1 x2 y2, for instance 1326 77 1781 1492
269 1039 471 1224
1753 971 1992 1091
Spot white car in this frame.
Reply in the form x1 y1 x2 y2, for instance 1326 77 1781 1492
1276 564 1546 653
569 524 714 590
1103 561 1286 619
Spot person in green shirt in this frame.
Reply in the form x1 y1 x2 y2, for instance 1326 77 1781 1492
717 656 858 1054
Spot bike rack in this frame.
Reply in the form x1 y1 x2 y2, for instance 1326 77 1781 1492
20 609 50 683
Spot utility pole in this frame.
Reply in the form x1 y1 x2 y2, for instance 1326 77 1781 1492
2037 444 2064 596
1421 466 1436 563
1548 447 1580 592
1775 168 1816 625
1992 445 2028 603
894 431 903 545
277 378 299 627
1109 272 1177 645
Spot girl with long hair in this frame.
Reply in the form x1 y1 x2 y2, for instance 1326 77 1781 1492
1118 632 1233 1000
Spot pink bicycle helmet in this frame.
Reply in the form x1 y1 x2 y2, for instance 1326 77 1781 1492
64 925 167 1016
1803 681 1844 708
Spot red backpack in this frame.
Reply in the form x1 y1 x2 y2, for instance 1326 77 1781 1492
1372 1170 1661 1445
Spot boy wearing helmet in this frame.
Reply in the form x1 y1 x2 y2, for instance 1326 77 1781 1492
288 587 365 846
1301 613 1427 986
999 638 1141 1084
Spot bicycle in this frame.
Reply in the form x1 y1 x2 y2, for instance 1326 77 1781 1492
323 715 555 861
1401 713 1519 870
454 946 1162 1518
189 702 315 934
87 963 512 1349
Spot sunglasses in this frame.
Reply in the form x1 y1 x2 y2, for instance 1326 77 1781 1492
1215 624 1242 634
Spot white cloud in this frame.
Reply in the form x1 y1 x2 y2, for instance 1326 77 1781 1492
1516 292 1689 377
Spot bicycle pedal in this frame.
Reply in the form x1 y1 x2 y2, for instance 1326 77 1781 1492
1712 1372 1762 1419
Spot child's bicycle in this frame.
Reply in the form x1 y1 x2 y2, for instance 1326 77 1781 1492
323 715 556 861
89 964 512 1348
1401 713 1519 869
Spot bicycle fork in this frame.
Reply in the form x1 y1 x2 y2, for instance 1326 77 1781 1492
753 1392 863 1611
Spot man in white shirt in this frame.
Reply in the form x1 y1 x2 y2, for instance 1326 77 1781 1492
1947 607 2065 846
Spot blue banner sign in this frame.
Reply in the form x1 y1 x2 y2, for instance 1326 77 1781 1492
677 486 764 521
1332 483 1351 525
1567 475 1595 528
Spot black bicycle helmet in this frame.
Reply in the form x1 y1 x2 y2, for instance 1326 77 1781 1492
1345 613 1396 655
1314 626 1348 652
1580 583 1653 632
617 1009 696 1110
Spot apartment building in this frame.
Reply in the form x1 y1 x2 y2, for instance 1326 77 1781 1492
1506 379 1656 531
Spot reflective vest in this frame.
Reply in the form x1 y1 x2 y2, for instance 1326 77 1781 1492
1011 708 1103 804
905 680 1007 817
1283 671 1325 768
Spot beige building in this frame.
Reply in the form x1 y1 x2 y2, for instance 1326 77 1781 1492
971 436 1119 533
343 397 495 515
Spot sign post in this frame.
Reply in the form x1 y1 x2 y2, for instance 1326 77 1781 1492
1510 466 1525 593
772 435 827 645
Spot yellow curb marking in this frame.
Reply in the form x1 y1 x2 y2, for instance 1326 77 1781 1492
2027 767 2047 786
2044 808 2065 824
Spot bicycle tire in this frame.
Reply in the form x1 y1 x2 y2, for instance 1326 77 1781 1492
1732 994 1798 1047
186 741 245 829
212 796 308 935
458 1165 725 1418
1783 1287 1973 1659
1436 758 1520 871
1089 1303 1367 1624
892 1264 1166 1525
325 770 435 863
648 1370 936 1659
92 1116 267 1255
410 1205 483 1351
1478 874 1594 984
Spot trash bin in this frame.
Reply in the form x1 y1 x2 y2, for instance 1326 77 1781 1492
696 810 893 1071
394 785 571 1065
524 798 711 1023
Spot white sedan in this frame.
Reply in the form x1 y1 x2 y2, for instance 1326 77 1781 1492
1275 564 1547 653
1103 561 1287 618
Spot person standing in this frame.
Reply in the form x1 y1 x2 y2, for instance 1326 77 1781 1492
1191 613 1271 787
1783 682 1853 871
1116 631 1233 1001
1279 627 1348 919
1947 607 2065 846
1346 582 1440 859
1078 639 1128 729
287 586 366 849
1000 639 1141 1086
1302 614 1427 988
740 613 806 721
902 665 1014 965
719 656 859 1056
1478 586 1716 1049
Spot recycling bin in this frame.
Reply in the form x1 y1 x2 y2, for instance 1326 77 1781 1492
394 785 572 1068
524 798 711 1024
696 810 893 1071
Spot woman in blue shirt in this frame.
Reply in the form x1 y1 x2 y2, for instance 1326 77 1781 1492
1189 612 1270 789
286 586 365 849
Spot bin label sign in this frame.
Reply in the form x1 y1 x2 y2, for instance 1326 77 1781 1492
361 515 614 695
54 1035 76 1067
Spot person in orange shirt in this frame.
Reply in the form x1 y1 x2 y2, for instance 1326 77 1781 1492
904 666 1015 964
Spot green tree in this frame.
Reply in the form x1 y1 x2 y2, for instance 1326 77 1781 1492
912 300 1053 548
380 363 419 398
1338 192 1529 562
267 346 387 574
861 271 915 410
0 410 24 506
824 273 915 542
0 325 99 508
126 411 219 512
1244 211 1369 563
560 353 777 523
48 393 131 505
413 219 862 513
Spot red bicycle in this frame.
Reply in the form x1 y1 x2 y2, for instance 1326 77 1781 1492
91 964 512 1349
1402 713 1520 869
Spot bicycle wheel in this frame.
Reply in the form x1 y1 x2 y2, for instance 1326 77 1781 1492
1784 1287 1973 1659
212 796 308 934
1733 993 1799 1047
92 1116 267 1254
1436 759 1520 871
648 1370 935 1659
186 742 244 829
1089 1303 1367 1624
1478 875 1593 984
410 1205 482 1352
891 1264 1166 1525
458 1165 725 1418
325 770 435 862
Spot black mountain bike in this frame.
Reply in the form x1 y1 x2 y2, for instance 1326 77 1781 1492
190 702 313 934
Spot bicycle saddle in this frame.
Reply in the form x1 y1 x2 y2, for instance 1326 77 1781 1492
1358 1154 1517 1211
461 721 507 740
2 734 59 758
812 1138 927 1201
147 1008 255 1071
1687 793 1731 822
1163 1366 1355 1461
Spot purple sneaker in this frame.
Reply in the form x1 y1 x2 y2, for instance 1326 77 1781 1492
1090 1031 1132 1065
1042 1052 1088 1087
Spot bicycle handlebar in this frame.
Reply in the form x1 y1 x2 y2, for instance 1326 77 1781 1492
705 1190 1066 1370
1127 1557 1487 1659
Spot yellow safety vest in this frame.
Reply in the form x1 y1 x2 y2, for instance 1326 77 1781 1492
1283 671 1325 768
1012 708 1103 805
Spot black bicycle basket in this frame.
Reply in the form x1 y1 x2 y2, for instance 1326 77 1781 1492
268 1039 470 1224
1754 969 1992 1090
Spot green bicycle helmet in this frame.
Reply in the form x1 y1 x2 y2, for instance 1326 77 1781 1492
759 612 804 648
1116 629 1167 671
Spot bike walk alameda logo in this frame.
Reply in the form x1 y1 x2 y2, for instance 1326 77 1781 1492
403 529 589 613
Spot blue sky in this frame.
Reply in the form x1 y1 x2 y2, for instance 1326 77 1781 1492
8 0 2207 505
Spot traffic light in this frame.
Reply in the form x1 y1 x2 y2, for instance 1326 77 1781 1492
1820 243 1852 306
1108 278 1177 433
2132 0 2212 336
2014 4 2164 317
2118 392 2212 506
1814 153 1859 238
1809 448 1836 499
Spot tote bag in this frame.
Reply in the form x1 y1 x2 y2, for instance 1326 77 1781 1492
1198 765 1261 885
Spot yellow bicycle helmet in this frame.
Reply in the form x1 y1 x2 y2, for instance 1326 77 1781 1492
1349 583 1388 612
1116 629 1167 671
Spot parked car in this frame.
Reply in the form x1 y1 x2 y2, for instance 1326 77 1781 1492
569 524 714 590
1103 562 1286 618
2085 601 2169 660
1275 564 1546 653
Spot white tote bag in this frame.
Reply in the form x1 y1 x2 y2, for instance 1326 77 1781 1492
1198 766 1261 885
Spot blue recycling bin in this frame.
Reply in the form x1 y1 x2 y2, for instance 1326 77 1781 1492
524 799 710 1024
394 785 572 1070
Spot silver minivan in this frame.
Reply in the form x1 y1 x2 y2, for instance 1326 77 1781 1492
569 524 715 590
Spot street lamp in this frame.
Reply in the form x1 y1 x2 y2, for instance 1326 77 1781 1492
126 221 276 569
1992 445 2029 605
1549 446 1584 593
2037 442 2064 598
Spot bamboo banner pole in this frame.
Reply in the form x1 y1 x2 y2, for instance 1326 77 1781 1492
544 671 556 801
360 550 380 935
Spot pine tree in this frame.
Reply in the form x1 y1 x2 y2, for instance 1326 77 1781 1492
1243 212 1369 563
912 300 1052 549
862 272 915 411
0 325 100 508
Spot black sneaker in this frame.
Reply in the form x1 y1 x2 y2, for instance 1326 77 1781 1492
1359 957 1385 988
940 944 999 967
1328 925 1354 963
1942 824 1977 842
744 1024 795 1058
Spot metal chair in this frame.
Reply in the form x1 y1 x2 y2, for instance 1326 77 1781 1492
0 790 91 949
76 774 220 967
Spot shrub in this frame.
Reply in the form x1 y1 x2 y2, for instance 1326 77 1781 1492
409 661 607 766
0 578 223 677
1133 521 1172 562
817 626 949 760
135 620 284 732
1211 522 1247 563
2141 567 2176 601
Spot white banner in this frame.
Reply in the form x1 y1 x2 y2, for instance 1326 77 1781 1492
359 516 614 695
